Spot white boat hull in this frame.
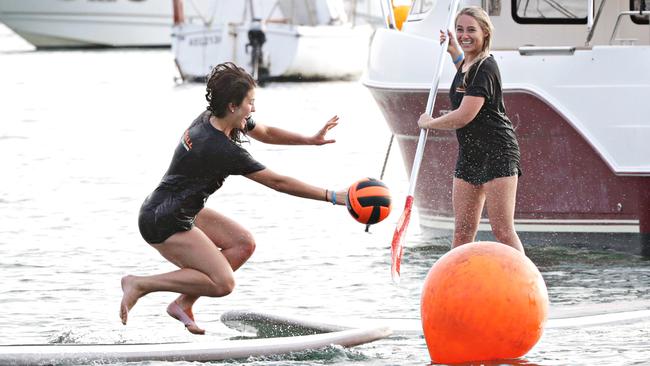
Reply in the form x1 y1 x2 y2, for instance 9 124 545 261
0 0 212 48
173 22 373 80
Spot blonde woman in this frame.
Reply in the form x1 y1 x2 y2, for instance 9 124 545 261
418 7 524 252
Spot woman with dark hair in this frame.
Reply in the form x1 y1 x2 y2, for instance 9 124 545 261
417 7 524 253
120 62 345 334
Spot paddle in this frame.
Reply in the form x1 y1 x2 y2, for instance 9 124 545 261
390 0 461 284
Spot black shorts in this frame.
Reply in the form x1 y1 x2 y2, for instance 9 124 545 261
138 194 194 244
455 158 521 186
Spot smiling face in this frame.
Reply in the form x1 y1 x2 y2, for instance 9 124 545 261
455 14 486 58
230 88 256 129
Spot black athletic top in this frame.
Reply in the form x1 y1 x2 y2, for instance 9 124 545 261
449 55 521 185
138 111 265 244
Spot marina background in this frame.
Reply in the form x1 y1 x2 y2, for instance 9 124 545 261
1 23 649 365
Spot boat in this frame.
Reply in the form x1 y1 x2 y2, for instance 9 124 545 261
0 0 215 48
171 0 375 81
362 0 650 253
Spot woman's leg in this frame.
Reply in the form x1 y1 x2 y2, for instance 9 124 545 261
452 177 486 248
194 207 256 271
120 226 235 332
484 175 524 253
168 208 257 331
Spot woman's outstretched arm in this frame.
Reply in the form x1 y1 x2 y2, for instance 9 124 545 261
245 168 346 205
247 115 339 145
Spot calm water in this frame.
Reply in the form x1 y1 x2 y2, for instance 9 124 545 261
1 27 649 365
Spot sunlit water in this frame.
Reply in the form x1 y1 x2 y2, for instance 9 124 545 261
1 26 649 365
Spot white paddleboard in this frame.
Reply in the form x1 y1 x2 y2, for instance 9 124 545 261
221 306 650 336
221 309 350 336
222 310 420 336
0 325 391 365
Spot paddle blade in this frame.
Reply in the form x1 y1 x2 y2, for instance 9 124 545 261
391 195 414 284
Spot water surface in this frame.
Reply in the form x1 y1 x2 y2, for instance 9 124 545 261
0 26 649 365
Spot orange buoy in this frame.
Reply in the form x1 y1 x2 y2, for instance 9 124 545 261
420 242 548 364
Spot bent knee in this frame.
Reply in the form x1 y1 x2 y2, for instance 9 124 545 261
208 277 235 297
236 232 256 259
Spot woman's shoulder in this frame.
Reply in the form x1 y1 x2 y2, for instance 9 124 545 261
188 110 211 130
481 55 500 72
469 55 500 79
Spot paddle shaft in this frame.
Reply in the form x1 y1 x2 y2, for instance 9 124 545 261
390 0 461 283
381 0 398 30
407 0 460 195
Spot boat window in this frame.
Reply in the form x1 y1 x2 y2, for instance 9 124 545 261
487 0 502 16
466 0 503 16
410 0 435 15
407 0 501 18
631 0 649 24
512 0 587 24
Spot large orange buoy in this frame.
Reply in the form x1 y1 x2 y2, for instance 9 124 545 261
421 242 548 364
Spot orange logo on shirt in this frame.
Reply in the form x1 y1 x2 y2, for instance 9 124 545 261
182 129 193 151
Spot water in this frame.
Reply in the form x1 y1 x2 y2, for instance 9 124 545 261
1 26 649 365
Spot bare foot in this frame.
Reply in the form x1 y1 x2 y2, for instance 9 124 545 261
167 301 205 335
120 275 142 325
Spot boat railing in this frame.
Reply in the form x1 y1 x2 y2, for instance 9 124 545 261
585 0 607 46
518 46 576 56
380 0 398 29
609 10 650 45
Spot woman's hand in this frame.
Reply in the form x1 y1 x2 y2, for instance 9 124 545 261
418 113 433 129
248 115 340 145
310 115 339 145
440 29 461 55
440 29 463 68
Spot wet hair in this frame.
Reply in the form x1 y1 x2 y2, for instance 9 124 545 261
456 7 493 86
205 62 256 143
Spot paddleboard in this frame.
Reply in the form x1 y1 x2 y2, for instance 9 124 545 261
0 325 391 366
221 307 650 337
221 309 350 336
221 310 421 336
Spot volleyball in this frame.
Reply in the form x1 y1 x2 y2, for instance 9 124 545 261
345 178 392 225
